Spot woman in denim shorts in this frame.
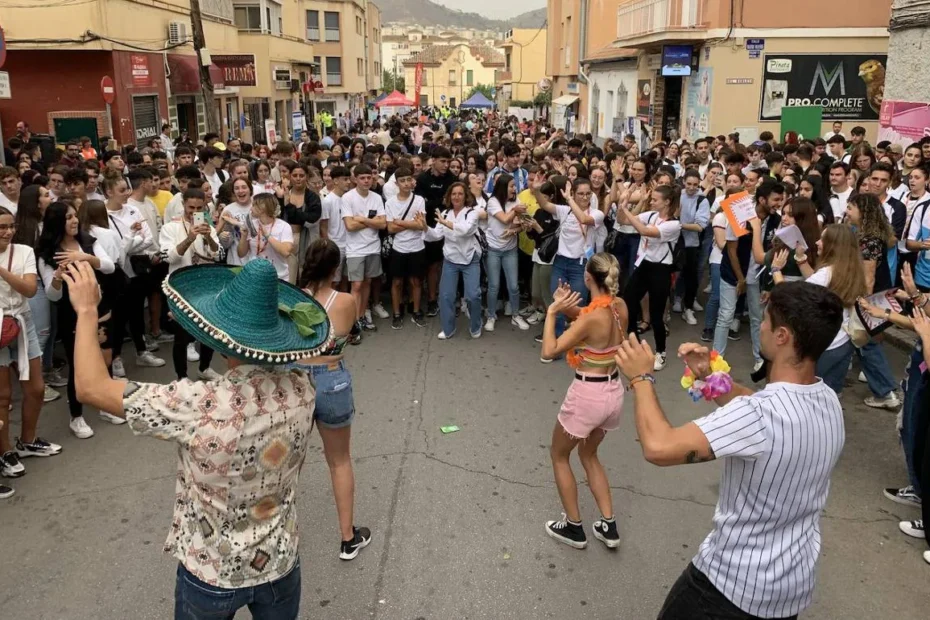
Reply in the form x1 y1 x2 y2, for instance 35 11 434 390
292 238 370 561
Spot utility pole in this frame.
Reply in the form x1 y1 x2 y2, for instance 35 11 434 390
190 0 220 135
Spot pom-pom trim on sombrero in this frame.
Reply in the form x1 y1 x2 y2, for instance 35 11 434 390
162 278 335 364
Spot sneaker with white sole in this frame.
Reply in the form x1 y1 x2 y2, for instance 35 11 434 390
364 309 373 324
753 359 765 373
526 310 543 325
858 371 867 383
692 301 703 312
197 368 222 382
654 352 667 371
44 369 67 387
484 316 496 332
372 304 390 320
143 335 159 352
545 513 587 549
339 526 372 561
137 351 166 368
865 392 901 410
672 298 683 313
111 358 126 378
437 330 455 340
883 485 921 507
187 343 200 362
15 437 62 457
1 451 25 477
703 284 712 294
592 517 620 549
470 328 482 339
0 484 13 499
899 520 925 539
682 309 697 325
511 315 530 331
99 412 126 425
154 332 175 343
43 385 60 403
69 416 94 439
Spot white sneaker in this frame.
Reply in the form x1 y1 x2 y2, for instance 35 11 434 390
682 309 697 325
111 357 126 378
137 351 166 367
99 411 126 425
924 550 930 566
437 330 455 340
858 371 867 383
504 301 513 316
672 298 683 313
899 519 925 539
703 284 712 294
364 309 373 323
864 392 901 410
484 316 496 332
43 385 60 403
753 359 765 372
372 303 390 319
69 416 94 439
654 352 667 371
730 318 740 331
526 310 543 325
197 368 222 382
187 343 200 362
692 301 703 312
519 304 535 317
470 328 482 339
511 315 530 331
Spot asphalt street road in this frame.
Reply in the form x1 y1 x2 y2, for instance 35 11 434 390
0 313 925 619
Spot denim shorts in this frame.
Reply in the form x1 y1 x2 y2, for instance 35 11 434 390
292 360 355 429
0 312 42 366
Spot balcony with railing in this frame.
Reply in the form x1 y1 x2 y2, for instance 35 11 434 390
616 0 707 43
495 70 512 84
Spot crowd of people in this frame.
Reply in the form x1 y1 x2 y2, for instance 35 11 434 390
1 109 930 619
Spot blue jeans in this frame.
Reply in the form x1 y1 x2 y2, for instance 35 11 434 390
713 279 738 355
901 344 926 493
174 559 301 620
486 247 520 318
817 340 855 396
440 254 482 337
703 263 721 332
27 283 51 356
550 254 588 337
856 340 898 398
697 229 714 293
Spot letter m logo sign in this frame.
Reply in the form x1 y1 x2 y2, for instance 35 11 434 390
810 62 845 96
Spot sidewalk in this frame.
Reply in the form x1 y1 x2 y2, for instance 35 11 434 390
884 325 918 353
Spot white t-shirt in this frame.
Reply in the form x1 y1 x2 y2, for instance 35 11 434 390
252 181 276 196
321 192 347 251
829 186 852 221
90 225 123 266
0 192 18 215
709 212 728 265
634 212 682 267
0 243 37 316
221 203 253 266
485 197 518 252
341 189 384 258
247 218 294 280
805 266 849 351
385 194 426 254
555 204 604 260
206 170 225 196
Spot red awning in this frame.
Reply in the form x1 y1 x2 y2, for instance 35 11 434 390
167 54 226 94
375 90 415 108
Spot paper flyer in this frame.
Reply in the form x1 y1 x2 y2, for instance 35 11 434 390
720 191 755 237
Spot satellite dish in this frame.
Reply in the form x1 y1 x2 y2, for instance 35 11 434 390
538 78 552 93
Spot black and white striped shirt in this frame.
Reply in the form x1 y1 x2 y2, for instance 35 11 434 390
692 380 845 618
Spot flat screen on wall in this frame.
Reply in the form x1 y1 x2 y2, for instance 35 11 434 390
661 45 692 77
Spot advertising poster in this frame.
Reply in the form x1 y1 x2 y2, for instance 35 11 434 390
414 63 424 107
661 45 692 77
685 67 712 138
130 55 152 88
636 79 652 119
759 54 887 121
878 100 930 147
212 54 258 87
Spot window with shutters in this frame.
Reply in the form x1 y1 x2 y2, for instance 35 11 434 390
306 11 319 41
324 12 340 42
326 57 342 86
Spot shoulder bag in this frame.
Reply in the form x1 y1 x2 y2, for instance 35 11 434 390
381 195 416 259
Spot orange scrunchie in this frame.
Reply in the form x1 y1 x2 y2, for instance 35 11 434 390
566 295 618 369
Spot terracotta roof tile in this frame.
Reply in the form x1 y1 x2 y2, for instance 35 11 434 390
583 45 639 64
403 44 504 67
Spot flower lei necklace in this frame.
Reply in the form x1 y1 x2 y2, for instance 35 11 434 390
680 350 733 402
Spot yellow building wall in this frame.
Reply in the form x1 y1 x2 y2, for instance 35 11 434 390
504 29 547 102
404 45 499 106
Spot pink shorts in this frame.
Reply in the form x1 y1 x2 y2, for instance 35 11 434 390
557 374 625 439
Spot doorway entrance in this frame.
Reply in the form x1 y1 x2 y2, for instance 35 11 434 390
661 76 683 141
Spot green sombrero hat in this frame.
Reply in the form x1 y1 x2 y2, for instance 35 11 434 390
163 260 333 364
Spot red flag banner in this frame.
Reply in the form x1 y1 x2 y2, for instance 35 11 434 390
414 63 423 107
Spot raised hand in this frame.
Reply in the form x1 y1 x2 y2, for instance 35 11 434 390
678 342 711 380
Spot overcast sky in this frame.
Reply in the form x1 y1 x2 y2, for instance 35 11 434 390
432 0 545 21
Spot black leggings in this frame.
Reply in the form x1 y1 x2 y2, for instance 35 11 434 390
914 373 930 550
113 274 149 357
682 246 701 309
623 260 673 353
172 327 214 380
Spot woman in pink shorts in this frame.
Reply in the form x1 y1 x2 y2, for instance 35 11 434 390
541 252 627 550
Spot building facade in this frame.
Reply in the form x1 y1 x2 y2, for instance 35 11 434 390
402 44 504 108
495 28 548 109
0 0 380 149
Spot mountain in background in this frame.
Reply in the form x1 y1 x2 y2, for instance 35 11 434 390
378 0 547 32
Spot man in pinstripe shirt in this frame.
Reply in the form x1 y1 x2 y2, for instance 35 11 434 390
616 282 846 619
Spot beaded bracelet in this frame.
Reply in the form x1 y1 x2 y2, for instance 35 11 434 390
680 351 733 402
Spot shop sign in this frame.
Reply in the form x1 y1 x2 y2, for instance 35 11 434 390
131 54 152 87
636 79 651 119
878 100 930 147
212 54 258 87
685 67 712 138
567 82 579 94
746 38 765 52
0 71 10 99
726 78 754 85
759 54 887 121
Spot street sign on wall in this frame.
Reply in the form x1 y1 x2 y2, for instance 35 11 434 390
100 76 116 104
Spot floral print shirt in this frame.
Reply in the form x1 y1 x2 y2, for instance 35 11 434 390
123 365 316 588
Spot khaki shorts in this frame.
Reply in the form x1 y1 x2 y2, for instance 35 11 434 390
346 254 382 282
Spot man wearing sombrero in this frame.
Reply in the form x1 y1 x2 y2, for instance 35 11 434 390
63 259 344 619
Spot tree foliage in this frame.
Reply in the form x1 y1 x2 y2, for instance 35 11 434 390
466 83 495 102
382 70 405 93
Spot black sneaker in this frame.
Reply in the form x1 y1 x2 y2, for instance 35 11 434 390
348 327 363 346
16 437 62 458
701 328 713 342
411 312 426 327
728 329 741 341
1 451 25 478
592 517 620 549
339 526 372 560
391 314 403 330
545 514 587 549
534 333 544 343
426 301 439 317
0 484 13 499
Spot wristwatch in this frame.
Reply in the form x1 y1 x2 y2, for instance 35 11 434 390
884 308 892 319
